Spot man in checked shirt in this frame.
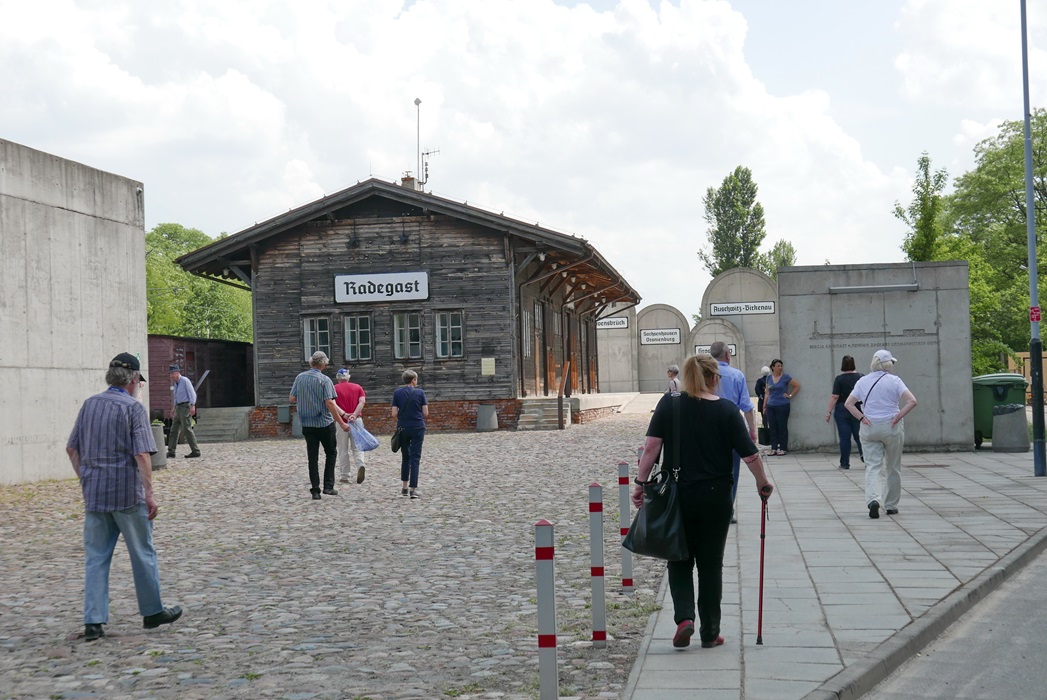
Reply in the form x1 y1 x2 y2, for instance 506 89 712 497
66 353 182 642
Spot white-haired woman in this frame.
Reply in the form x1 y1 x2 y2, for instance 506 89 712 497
666 365 681 393
844 349 918 519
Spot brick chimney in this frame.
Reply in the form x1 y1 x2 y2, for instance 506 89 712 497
400 174 421 191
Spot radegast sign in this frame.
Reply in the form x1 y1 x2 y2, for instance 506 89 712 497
640 328 681 345
597 317 629 330
335 271 429 303
710 301 775 316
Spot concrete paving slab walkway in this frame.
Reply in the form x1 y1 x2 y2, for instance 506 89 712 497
624 446 1047 700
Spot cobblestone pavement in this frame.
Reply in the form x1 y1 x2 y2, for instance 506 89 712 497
0 414 666 700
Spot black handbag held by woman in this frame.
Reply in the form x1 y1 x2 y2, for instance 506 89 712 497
622 393 689 561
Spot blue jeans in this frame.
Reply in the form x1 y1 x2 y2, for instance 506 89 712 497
834 404 863 467
765 403 791 451
399 425 426 488
83 503 163 624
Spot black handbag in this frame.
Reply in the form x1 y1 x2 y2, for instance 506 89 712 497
622 394 689 561
390 426 403 453
758 426 770 446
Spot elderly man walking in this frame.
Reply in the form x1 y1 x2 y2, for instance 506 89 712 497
290 352 349 500
66 352 182 642
334 368 367 485
709 342 758 523
167 364 200 459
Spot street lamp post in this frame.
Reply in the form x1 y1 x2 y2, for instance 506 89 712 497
1020 0 1045 476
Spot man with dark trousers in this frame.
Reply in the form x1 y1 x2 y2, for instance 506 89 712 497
290 351 349 500
167 364 200 459
709 341 757 523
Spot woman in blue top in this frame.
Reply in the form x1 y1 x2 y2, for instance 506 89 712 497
763 359 801 455
391 369 429 499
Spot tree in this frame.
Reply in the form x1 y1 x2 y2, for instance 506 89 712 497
894 152 948 261
698 166 767 276
756 239 797 281
146 224 253 342
932 109 1047 372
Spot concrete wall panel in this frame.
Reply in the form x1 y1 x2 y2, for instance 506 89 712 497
778 262 972 453
637 304 691 392
0 139 146 484
596 304 639 392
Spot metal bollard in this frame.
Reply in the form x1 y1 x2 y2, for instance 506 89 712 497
618 461 633 592
535 520 558 700
589 483 607 648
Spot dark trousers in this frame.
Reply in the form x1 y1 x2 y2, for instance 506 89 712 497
399 425 425 488
765 403 791 451
834 404 863 467
667 479 733 644
302 424 338 491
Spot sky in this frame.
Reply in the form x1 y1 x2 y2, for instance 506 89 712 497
2 0 1045 323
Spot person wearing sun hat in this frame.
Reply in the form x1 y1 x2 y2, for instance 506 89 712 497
844 349 919 519
66 353 183 641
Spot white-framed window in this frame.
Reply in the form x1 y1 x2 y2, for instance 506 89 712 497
436 311 464 358
344 313 373 362
393 311 423 360
304 317 330 361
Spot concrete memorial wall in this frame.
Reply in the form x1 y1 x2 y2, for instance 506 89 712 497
595 303 639 393
698 268 780 394
636 304 691 392
777 261 972 452
0 140 147 484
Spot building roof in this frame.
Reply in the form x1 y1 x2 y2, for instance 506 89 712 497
175 178 640 315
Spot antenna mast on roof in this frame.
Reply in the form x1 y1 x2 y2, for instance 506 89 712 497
413 97 439 188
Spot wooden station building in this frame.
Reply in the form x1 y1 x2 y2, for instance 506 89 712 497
176 177 640 435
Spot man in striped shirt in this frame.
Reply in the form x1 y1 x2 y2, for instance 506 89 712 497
290 351 349 500
66 353 182 642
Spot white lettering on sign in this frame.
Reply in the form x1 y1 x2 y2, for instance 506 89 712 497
640 328 681 345
597 317 629 329
695 344 737 356
334 271 430 303
709 301 776 316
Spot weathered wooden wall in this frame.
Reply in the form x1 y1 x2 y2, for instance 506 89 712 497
253 214 517 407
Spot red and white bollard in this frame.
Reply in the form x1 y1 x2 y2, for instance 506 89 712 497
534 519 559 700
589 483 607 648
618 461 634 592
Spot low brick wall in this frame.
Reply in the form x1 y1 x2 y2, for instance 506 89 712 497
249 400 522 438
574 405 620 424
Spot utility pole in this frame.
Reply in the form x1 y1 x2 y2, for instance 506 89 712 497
1020 0 1045 476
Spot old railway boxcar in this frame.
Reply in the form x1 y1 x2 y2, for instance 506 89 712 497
176 177 640 436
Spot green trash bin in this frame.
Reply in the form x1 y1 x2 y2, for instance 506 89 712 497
972 373 1029 447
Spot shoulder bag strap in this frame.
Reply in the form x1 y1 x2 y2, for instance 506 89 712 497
864 372 887 406
672 392 681 481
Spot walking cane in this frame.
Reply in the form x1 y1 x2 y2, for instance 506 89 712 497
756 485 772 645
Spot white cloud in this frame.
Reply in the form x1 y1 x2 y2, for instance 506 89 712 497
0 0 990 321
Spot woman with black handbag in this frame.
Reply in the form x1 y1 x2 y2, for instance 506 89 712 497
632 354 774 650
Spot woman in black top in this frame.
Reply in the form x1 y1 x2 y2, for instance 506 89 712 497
632 354 774 650
825 355 863 469
754 365 771 424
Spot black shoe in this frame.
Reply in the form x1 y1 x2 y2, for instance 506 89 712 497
839 464 850 469
869 501 880 519
166 453 176 459
886 508 899 515
184 452 201 459
143 606 182 629
401 488 409 497
311 491 322 500
84 624 104 641
322 488 339 496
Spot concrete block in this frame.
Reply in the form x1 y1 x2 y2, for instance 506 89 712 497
992 408 1030 453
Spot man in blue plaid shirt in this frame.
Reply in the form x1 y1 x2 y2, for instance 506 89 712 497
290 351 349 500
66 353 182 641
